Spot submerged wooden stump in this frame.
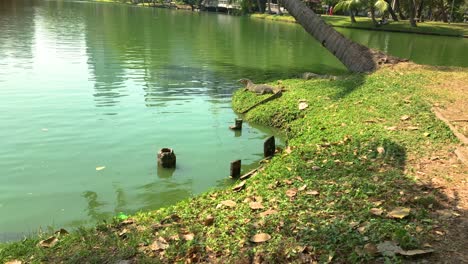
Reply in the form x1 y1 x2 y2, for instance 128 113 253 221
158 148 176 168
230 160 241 178
264 136 275 158
229 118 243 130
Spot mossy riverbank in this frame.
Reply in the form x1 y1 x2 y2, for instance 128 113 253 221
1 63 467 263
251 14 468 38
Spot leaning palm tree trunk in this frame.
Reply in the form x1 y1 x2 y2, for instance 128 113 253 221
281 0 397 72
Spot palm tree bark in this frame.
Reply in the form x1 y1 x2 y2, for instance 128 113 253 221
385 0 399 21
281 0 385 72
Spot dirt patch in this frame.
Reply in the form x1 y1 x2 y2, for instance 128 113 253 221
407 65 468 263
408 148 468 263
425 66 468 139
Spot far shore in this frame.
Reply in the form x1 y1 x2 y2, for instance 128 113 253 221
251 13 468 38
94 0 468 38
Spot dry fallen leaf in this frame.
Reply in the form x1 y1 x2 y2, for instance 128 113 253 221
96 166 106 171
363 243 378 256
370 208 384 216
38 236 58 248
399 249 434 256
249 202 264 210
377 147 385 154
285 146 292 154
373 200 384 206
5 260 22 264
387 207 411 219
258 209 278 217
220 200 237 208
286 188 297 198
250 233 271 243
295 176 304 182
306 190 319 196
377 241 434 257
182 233 194 241
150 237 169 251
385 126 398 131
119 219 135 226
357 224 367 234
283 179 293 185
406 126 419 131
377 241 401 257
203 215 214 226
298 184 307 191
400 115 411 121
232 180 246 192
298 102 308 110
118 228 129 237
253 196 263 203
54 228 69 236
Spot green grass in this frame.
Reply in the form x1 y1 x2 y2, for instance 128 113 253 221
252 14 468 37
1 65 466 263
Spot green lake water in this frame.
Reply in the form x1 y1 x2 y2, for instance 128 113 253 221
0 0 467 241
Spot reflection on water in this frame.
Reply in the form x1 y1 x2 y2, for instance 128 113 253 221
137 179 193 211
0 0 466 239
82 191 108 221
157 167 176 178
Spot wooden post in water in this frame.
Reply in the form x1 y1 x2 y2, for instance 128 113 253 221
230 160 241 178
157 148 176 168
229 118 243 130
264 136 275 158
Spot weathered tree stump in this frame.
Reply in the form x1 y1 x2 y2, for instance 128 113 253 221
230 160 241 178
157 148 176 168
229 118 243 130
264 136 275 157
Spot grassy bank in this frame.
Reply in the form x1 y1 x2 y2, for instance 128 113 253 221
252 14 468 37
1 64 467 263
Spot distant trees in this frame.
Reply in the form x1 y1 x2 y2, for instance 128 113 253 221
329 0 466 26
130 0 466 24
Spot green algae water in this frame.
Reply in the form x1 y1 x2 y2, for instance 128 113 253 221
1 0 467 241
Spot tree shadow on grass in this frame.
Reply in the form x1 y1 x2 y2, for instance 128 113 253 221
240 138 467 263
209 59 369 101
329 73 367 100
